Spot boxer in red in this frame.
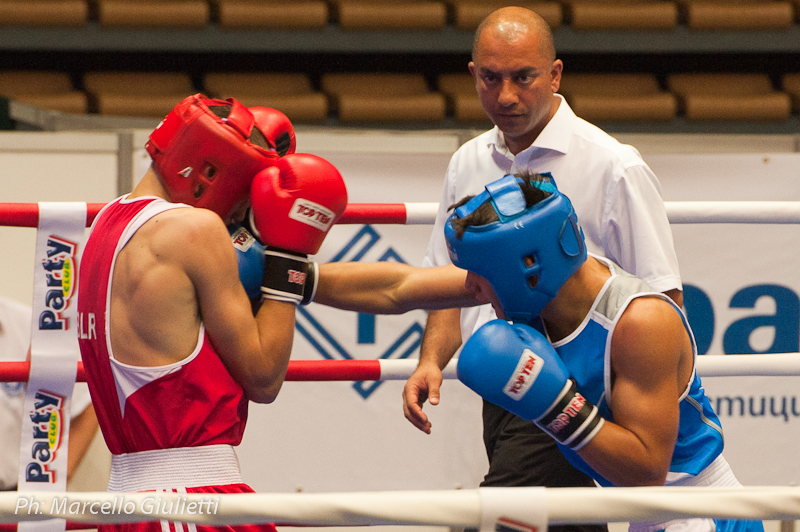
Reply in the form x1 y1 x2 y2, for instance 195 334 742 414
77 94 347 532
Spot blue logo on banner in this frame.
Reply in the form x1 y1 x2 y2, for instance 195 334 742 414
684 283 800 355
296 226 424 399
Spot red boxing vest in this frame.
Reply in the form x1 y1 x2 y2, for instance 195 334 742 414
77 196 249 455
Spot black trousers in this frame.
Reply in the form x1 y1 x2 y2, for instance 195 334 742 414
481 400 608 532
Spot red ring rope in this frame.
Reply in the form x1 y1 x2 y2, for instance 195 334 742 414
3 354 800 383
0 360 383 383
0 203 411 228
5 201 800 227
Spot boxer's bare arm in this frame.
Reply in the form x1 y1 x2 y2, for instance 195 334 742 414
314 262 476 314
112 208 295 404
185 210 296 403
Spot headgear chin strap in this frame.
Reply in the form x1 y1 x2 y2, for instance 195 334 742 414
146 94 278 219
445 174 587 324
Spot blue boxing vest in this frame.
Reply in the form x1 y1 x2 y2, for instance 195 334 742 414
539 256 724 487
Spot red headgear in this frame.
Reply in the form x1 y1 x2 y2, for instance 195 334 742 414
249 107 297 157
146 94 278 219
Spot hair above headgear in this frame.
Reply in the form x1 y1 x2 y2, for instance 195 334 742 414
445 173 587 323
146 93 278 219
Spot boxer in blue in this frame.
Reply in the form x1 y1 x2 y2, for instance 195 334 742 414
447 173 762 532
230 173 763 532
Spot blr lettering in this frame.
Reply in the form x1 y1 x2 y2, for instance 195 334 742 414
545 394 586 434
78 312 97 340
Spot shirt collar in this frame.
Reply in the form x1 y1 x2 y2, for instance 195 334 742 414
487 94 577 159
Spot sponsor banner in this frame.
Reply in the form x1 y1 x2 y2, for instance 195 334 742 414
479 487 546 532
651 153 800 485
18 203 85 532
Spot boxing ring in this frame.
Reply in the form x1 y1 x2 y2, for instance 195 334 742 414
2 200 800 530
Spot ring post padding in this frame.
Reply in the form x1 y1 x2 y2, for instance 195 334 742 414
403 202 439 224
377 359 418 379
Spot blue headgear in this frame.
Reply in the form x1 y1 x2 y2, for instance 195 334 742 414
445 174 587 324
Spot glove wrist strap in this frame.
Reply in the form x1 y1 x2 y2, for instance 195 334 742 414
301 261 318 305
261 248 310 305
535 380 604 450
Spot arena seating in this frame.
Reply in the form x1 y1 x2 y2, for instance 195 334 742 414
203 72 329 123
559 73 678 122
0 71 88 114
0 1 799 128
330 0 447 30
213 0 329 29
678 0 794 30
564 1 678 30
83 72 196 117
784 73 800 112
95 0 209 28
2 68 799 125
321 73 446 124
437 73 489 124
667 73 792 121
0 0 88 27
448 1 562 30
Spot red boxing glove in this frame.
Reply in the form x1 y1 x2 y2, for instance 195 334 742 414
250 153 348 255
249 107 296 157
249 153 347 304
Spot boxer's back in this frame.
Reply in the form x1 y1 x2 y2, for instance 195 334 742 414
109 206 214 367
78 195 249 454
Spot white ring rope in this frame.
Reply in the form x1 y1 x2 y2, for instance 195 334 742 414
376 354 800 380
694 353 800 377
3 487 800 527
391 202 800 225
666 201 800 224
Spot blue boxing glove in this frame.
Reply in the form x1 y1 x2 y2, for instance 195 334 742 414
458 320 604 451
229 224 265 300
229 222 319 304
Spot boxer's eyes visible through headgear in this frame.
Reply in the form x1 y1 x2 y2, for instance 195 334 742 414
249 127 269 150
524 256 537 288
202 165 217 181
274 132 292 156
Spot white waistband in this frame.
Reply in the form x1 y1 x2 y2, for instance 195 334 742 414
629 455 741 532
108 445 243 492
664 454 741 488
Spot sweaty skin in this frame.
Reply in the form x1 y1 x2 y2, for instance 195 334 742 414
469 258 694 486
109 167 297 404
